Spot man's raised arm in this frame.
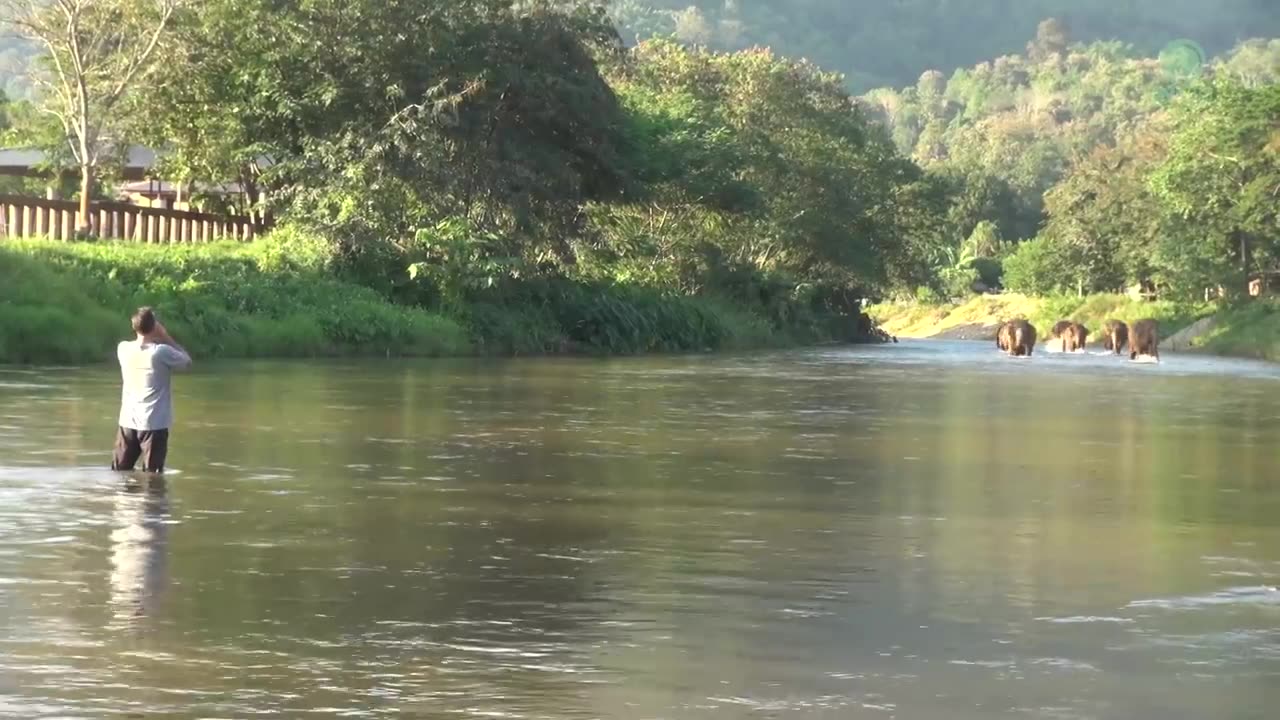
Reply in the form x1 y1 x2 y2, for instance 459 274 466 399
154 322 192 369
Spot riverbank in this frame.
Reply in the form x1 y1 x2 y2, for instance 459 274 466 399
868 294 1280 361
0 239 875 365
0 240 469 364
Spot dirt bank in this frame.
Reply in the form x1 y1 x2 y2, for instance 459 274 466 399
869 295 1280 362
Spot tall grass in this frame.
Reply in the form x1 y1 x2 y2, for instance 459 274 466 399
1 235 812 365
0 248 121 364
0 239 469 364
1029 294 1212 339
1196 299 1280 361
869 293 1216 342
457 280 785 356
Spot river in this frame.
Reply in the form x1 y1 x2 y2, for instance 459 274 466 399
1 341 1278 718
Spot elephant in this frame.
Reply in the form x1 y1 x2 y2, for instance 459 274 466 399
996 322 1014 352
1130 318 1160 360
1050 320 1085 352
1065 322 1089 352
1103 320 1129 355
1005 319 1036 357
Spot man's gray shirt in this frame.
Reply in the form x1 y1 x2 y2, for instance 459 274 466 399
117 340 191 431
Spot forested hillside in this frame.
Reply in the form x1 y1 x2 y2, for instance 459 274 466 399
855 22 1279 301
611 0 1280 91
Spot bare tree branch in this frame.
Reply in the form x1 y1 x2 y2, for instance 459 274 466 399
107 0 177 106
1 0 184 227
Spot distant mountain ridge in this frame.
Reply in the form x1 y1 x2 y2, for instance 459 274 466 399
608 0 1280 91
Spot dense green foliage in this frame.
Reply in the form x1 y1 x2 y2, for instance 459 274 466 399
0 239 469 363
1194 299 1280 361
0 235 807 364
995 76 1280 300
610 1 1280 91
859 25 1279 304
590 40 944 293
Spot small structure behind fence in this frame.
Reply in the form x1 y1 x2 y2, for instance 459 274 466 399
0 194 265 243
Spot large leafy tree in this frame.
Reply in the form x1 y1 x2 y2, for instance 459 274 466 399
1037 122 1170 293
1151 79 1280 296
601 39 943 292
1 0 183 228
145 0 628 251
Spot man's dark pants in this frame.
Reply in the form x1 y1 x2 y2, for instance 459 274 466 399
111 427 170 473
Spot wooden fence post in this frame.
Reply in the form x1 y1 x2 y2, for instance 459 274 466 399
0 194 261 245
21 204 34 238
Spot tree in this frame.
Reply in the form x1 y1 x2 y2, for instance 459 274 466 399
1 0 182 230
1038 123 1169 293
1001 236 1072 295
1151 79 1280 297
1215 39 1280 90
670 5 712 46
145 0 628 258
620 40 937 289
1027 18 1068 63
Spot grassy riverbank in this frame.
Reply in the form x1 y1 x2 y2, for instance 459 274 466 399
1185 300 1280 362
0 238 850 365
0 240 470 364
869 294 1280 361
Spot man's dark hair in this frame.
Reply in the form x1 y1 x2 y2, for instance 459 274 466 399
132 307 157 335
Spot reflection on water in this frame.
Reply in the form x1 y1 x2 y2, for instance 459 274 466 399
0 341 1278 718
108 477 169 626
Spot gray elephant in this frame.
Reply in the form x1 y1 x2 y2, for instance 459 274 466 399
1103 320 1129 355
1004 319 1036 357
1130 319 1159 360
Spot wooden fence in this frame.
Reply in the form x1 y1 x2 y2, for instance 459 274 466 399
0 194 265 243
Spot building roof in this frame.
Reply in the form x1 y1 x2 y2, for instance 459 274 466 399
0 147 48 168
0 145 271 181
0 145 157 180
119 179 243 196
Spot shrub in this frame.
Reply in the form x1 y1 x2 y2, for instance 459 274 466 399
0 240 469 364
915 285 943 304
971 257 1003 289
1002 237 1071 295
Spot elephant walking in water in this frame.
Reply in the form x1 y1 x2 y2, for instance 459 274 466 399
1066 322 1089 352
997 322 1014 352
1051 320 1088 352
1103 320 1129 355
1130 319 1160 360
999 319 1036 357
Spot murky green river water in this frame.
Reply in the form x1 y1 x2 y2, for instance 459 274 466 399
1 341 1278 718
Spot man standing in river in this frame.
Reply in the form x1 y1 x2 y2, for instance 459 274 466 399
112 307 192 473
